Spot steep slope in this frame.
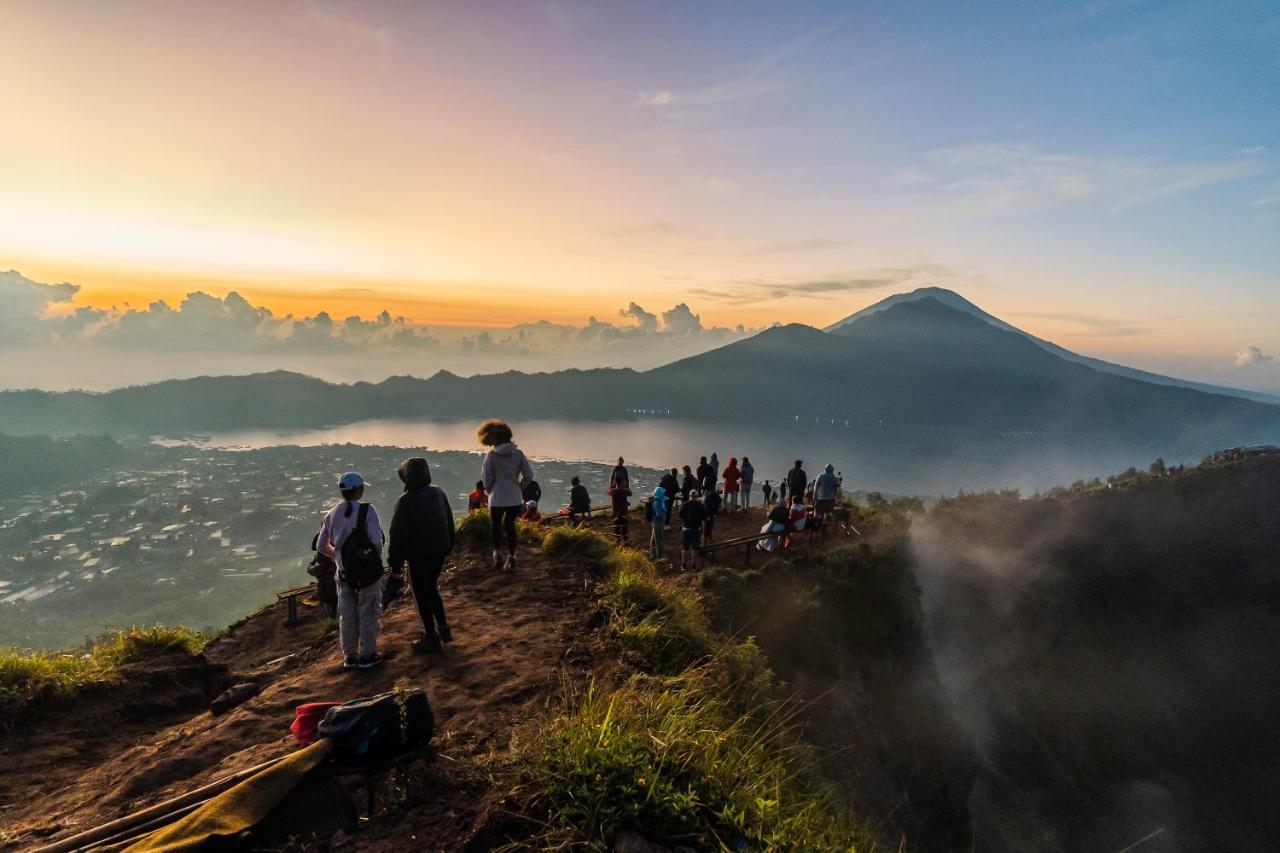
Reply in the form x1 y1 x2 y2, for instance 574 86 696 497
828 286 1280 404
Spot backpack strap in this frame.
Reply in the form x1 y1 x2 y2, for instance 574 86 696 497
356 502 370 532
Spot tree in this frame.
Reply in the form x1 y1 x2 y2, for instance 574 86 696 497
1149 457 1167 477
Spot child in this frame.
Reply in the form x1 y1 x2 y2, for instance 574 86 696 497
318 472 385 670
569 476 591 524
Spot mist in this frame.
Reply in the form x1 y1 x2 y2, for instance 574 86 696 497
909 465 1280 852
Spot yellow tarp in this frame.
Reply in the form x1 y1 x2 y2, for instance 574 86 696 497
122 739 333 853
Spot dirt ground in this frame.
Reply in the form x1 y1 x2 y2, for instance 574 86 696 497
0 505 823 851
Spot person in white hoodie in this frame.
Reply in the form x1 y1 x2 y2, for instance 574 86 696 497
478 419 535 570
317 471 385 670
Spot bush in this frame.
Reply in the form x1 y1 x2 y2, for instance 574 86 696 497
0 625 204 729
543 525 613 566
520 670 868 851
456 508 493 547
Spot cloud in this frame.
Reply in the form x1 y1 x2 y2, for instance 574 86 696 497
742 238 842 256
689 265 951 306
1012 311 1152 339
299 1 393 58
1235 346 1276 368
619 302 659 332
661 303 703 335
909 143 1273 215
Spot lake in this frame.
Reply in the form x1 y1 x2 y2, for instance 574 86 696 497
155 417 1166 496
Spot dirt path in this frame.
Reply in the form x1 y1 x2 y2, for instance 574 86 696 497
1 506 833 850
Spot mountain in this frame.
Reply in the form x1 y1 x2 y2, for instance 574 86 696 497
828 286 1280 404
3 293 1279 461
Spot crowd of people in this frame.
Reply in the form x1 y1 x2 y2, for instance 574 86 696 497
312 419 845 670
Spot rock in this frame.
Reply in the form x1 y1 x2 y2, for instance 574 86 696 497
210 681 261 716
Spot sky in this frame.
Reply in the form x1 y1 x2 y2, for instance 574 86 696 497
2 0 1279 391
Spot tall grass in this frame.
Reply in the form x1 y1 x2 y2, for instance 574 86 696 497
456 509 546 549
0 625 205 728
508 538 870 850
542 525 612 566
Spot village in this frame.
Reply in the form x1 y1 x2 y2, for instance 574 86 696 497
0 443 632 650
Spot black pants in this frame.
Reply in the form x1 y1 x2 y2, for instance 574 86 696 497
613 514 629 541
408 552 448 634
491 504 520 553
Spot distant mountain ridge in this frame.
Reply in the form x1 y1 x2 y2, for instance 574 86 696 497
3 292 1278 460
827 286 1280 405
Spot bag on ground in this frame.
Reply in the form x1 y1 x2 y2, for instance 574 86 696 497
318 688 434 765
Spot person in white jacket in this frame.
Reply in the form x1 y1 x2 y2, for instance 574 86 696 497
318 471 384 670
478 419 535 570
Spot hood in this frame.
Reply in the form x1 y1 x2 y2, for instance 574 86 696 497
652 486 666 500
491 441 518 457
825 464 835 475
728 457 738 467
398 457 432 490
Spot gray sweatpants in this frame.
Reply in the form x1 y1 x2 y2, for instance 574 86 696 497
337 581 381 658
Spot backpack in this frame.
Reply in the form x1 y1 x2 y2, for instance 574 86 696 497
339 503 384 589
318 688 434 765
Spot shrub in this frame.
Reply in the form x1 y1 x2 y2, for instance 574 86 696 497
543 525 612 566
519 670 867 851
0 625 204 729
456 509 492 547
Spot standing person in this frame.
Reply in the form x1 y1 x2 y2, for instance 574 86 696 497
761 479 773 507
813 464 839 523
647 486 668 560
318 472 385 670
479 419 535 570
678 489 707 571
569 476 591 524
608 480 632 543
467 481 488 513
703 486 722 544
659 468 680 527
709 452 720 484
696 456 714 492
610 457 630 490
786 460 807 508
388 457 455 655
680 465 698 501
722 458 742 512
740 457 755 510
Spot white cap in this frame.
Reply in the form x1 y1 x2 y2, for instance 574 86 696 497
338 472 366 490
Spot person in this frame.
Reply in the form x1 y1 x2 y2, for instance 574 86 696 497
306 533 338 618
813 464 839 522
678 489 707 571
647 486 668 560
695 456 714 493
778 478 787 504
610 457 630 490
521 477 542 506
680 465 698 501
479 419 535 571
388 457 456 655
709 452 720 484
786 460 807 508
757 499 791 553
788 494 807 548
836 472 844 496
722 458 742 512
467 480 488 513
569 476 591 524
318 472 385 670
608 480 632 543
523 500 542 523
659 468 680 527
703 486 722 544
740 457 755 510
761 479 773 507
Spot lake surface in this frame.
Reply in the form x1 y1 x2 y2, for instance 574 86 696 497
157 417 1165 496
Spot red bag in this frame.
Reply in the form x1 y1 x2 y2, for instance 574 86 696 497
292 701 341 746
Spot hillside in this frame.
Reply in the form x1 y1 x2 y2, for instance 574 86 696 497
3 291 1278 461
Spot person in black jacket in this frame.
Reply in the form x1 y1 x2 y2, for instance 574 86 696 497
389 457 456 654
569 476 591 524
786 460 807 506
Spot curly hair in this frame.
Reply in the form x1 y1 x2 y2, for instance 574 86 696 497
476 418 514 446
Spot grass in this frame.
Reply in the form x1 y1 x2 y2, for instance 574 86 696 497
0 625 205 729
542 525 613 566
456 509 546 549
506 539 871 850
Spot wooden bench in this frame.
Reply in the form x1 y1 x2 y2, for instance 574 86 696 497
276 583 317 625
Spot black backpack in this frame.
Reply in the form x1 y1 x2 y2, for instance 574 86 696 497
318 688 434 765
339 503 384 589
